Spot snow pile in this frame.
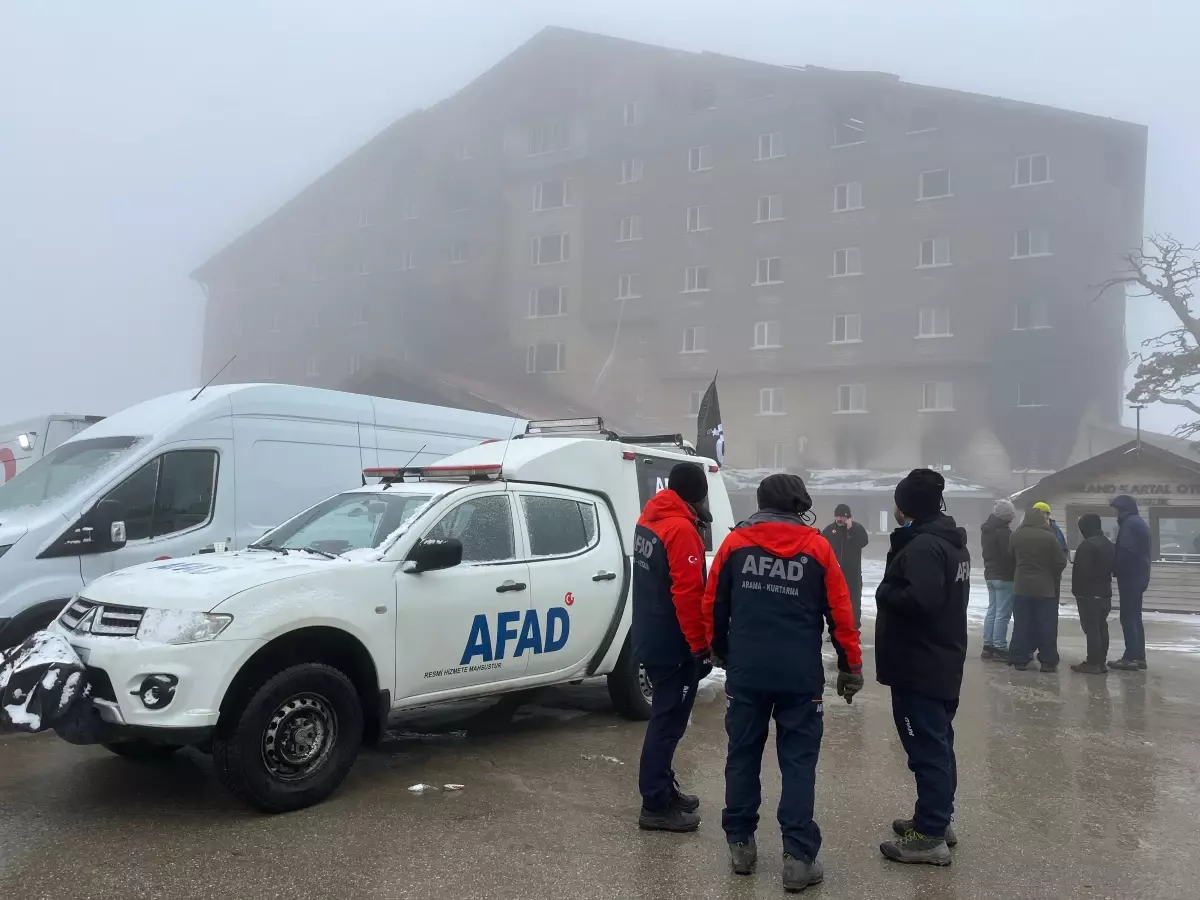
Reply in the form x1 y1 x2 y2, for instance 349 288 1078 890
0 631 90 733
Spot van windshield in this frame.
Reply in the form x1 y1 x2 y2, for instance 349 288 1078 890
255 492 435 556
0 436 142 516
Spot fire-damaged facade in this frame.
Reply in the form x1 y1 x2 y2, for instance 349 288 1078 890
194 27 1146 492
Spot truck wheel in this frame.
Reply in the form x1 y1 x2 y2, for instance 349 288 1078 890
103 740 182 760
212 663 363 813
607 637 652 721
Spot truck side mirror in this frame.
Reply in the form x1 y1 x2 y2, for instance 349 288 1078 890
405 538 463 573
91 499 128 552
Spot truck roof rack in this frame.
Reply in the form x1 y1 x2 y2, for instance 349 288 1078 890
521 418 696 455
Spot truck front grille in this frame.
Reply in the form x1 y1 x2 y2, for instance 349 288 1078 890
59 598 145 637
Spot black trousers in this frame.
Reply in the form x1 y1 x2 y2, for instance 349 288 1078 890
1117 582 1147 662
1008 595 1060 666
845 575 863 629
891 689 958 840
638 658 701 811
723 685 824 861
1076 595 1111 665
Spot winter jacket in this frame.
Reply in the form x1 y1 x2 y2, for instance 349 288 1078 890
1049 520 1068 553
706 510 861 695
1009 517 1067 599
874 514 970 702
1072 533 1115 600
980 514 1015 581
631 489 708 667
820 520 869 583
1111 495 1152 592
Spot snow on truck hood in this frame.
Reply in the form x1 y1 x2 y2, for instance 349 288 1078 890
80 551 353 613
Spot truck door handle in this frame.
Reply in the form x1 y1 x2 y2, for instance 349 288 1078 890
496 581 527 593
592 571 618 582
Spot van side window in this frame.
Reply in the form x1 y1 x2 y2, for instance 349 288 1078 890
426 495 515 563
99 450 217 541
521 496 598 557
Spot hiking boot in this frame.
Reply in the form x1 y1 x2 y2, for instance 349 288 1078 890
781 854 824 892
880 830 952 866
893 818 957 847
1109 659 1140 671
638 806 700 833
1137 660 1148 670
1040 663 1058 673
989 649 1010 662
728 837 757 875
670 781 700 813
981 646 996 660
1011 660 1030 671
1071 662 1107 675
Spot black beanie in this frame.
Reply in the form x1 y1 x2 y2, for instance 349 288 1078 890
834 503 852 517
1078 513 1103 538
667 462 708 504
757 473 812 515
894 468 945 521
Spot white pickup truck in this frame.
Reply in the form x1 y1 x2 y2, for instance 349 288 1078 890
42 420 732 811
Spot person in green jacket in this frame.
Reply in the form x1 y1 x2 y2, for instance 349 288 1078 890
1006 507 1067 672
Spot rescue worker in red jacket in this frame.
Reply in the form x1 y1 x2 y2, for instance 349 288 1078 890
632 462 712 833
704 473 863 892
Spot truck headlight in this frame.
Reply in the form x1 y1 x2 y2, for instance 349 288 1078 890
137 610 233 645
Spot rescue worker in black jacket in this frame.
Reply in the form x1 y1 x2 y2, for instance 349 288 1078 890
704 474 863 892
875 468 970 867
822 503 870 628
631 462 712 833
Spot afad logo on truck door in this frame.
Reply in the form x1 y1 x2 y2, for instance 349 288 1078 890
423 607 571 680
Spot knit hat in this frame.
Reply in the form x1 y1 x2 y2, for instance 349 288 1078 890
1032 501 1052 514
834 503 852 517
1078 513 1103 538
992 498 1017 523
894 468 946 521
667 462 709 504
757 473 813 515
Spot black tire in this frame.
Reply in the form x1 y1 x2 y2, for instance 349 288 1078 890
607 636 652 721
103 740 183 760
212 663 363 813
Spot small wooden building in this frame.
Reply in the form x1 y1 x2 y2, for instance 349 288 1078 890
1012 440 1200 613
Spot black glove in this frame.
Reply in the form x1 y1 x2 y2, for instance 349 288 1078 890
692 646 714 680
836 671 864 705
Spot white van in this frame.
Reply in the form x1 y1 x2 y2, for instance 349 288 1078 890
0 414 104 483
0 384 522 648
42 421 733 810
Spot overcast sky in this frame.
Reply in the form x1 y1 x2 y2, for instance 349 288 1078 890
2 0 1196 432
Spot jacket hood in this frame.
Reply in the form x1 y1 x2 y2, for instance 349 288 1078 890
1110 494 1140 519
981 514 1011 533
1019 515 1053 532
738 509 809 529
735 519 824 559
640 489 699 526
913 513 966 548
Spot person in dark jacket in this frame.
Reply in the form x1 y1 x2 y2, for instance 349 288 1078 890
1109 494 1152 671
1070 514 1115 674
632 462 711 832
875 469 969 867
1006 507 1067 672
822 503 870 628
706 474 862 891
980 498 1017 659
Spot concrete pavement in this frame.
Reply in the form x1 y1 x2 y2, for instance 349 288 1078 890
3 613 1200 899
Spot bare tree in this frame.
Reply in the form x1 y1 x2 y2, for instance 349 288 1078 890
1097 235 1200 437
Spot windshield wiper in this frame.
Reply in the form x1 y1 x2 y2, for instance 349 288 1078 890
297 546 337 559
246 542 289 555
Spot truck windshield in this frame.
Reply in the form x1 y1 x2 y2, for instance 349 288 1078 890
256 492 435 556
0 436 142 515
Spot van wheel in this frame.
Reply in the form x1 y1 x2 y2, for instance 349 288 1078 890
212 663 363 813
607 637 652 721
103 740 182 760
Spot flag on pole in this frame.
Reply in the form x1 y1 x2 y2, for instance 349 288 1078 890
696 374 724 467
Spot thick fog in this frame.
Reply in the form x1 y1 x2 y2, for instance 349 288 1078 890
2 0 1196 432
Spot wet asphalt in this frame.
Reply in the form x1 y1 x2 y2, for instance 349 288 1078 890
3 612 1200 900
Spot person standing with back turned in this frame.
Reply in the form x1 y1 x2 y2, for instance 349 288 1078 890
980 499 1017 659
1070 513 1115 675
875 469 970 867
1109 494 1151 671
631 462 712 833
706 474 863 892
1006 506 1067 672
822 503 870 628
